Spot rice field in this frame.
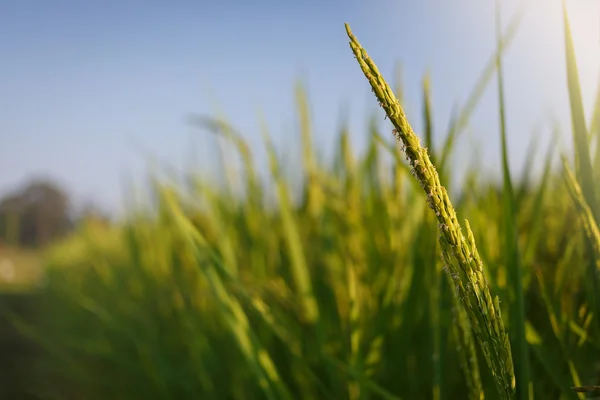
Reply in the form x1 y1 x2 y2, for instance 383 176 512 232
5 5 600 400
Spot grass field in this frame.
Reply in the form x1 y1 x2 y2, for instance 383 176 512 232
5 5 600 400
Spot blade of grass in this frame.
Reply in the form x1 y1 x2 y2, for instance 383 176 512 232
296 82 324 218
439 3 525 175
495 1 530 398
522 138 555 267
423 72 434 159
563 0 599 222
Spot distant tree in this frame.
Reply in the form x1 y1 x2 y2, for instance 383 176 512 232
0 179 74 247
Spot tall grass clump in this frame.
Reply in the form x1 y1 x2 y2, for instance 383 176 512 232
5 3 600 400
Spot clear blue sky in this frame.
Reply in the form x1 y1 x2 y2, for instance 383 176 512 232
1 0 599 215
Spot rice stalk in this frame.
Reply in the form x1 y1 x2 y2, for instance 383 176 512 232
344 23 515 399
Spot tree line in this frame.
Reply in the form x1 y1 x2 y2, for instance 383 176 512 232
0 179 108 248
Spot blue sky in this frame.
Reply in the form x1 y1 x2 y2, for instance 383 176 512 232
1 0 599 215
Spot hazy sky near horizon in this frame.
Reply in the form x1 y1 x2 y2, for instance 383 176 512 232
1 0 599 215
